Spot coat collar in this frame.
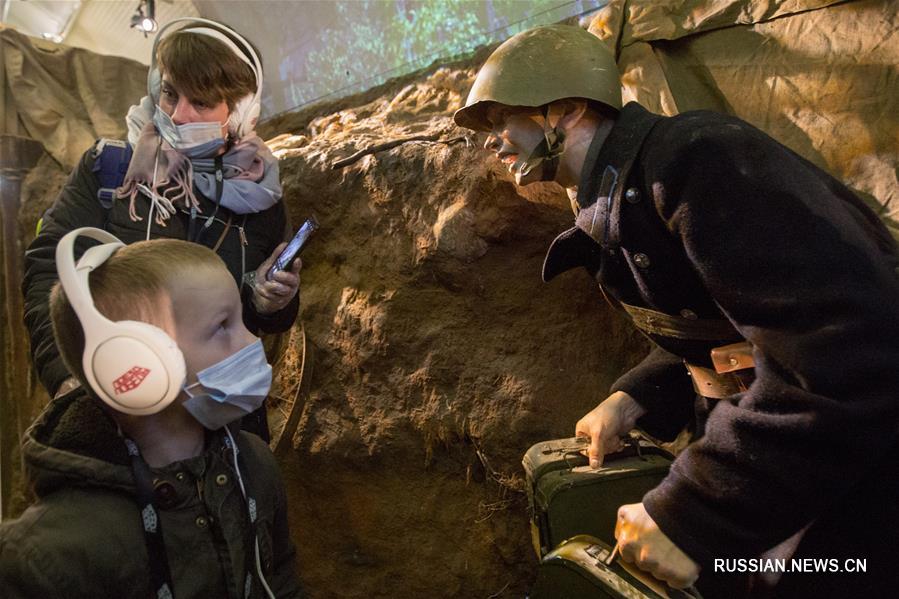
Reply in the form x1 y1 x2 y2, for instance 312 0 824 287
22 389 234 499
542 102 662 282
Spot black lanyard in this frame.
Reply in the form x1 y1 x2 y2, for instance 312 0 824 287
125 437 177 599
188 154 224 244
125 430 263 599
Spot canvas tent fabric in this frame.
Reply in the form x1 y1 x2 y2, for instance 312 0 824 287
588 0 899 237
0 27 146 518
0 27 147 169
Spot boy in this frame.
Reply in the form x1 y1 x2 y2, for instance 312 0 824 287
0 228 303 598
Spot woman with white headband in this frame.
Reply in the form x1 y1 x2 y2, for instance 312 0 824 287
23 19 300 441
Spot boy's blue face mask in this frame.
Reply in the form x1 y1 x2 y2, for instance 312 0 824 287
182 339 271 430
153 106 226 159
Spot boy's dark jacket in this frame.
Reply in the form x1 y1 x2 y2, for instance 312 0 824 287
544 103 899 593
0 391 303 598
23 142 299 397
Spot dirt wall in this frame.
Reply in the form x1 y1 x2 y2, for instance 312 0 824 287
262 63 647 597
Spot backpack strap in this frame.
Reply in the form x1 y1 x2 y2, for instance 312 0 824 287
90 139 133 209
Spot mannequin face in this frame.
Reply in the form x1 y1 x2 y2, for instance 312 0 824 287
482 104 549 185
159 76 230 138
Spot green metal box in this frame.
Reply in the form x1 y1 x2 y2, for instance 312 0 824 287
530 535 701 599
523 434 672 557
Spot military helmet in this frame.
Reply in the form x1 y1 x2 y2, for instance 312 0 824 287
454 24 622 132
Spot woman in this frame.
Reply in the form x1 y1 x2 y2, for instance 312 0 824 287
23 18 299 440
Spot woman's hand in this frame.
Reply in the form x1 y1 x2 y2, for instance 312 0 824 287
251 242 302 314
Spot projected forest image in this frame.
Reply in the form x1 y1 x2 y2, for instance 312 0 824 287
271 0 605 111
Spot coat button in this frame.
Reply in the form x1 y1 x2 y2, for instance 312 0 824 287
195 516 209 529
153 480 177 509
633 253 651 268
215 474 229 486
625 188 641 203
175 472 187 482
680 309 698 320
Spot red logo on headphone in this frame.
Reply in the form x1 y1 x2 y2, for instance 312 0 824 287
113 366 151 394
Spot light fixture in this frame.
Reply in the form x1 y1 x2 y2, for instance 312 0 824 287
130 0 157 36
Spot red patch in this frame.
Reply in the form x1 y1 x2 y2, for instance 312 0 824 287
113 366 151 394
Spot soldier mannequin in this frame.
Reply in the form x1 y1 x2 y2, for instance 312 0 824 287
455 25 899 597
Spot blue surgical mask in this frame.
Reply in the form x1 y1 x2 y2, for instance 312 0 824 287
182 339 272 430
153 106 226 159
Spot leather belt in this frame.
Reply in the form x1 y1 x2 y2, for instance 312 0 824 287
620 302 739 341
614 301 755 398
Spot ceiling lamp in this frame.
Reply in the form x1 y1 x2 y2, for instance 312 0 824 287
130 0 157 36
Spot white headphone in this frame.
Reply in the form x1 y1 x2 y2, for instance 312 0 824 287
56 228 186 415
148 17 263 138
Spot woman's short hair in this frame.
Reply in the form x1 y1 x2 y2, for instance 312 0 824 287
156 30 258 111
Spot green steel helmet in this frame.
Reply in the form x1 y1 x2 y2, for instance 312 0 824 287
454 24 622 132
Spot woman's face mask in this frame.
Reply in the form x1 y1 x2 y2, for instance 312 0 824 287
153 107 226 159
182 339 272 430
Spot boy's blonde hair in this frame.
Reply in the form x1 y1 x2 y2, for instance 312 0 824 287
50 239 225 387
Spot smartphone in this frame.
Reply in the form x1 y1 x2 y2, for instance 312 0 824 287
266 216 319 280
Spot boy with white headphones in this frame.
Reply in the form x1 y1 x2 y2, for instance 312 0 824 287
1 228 303 599
23 19 301 442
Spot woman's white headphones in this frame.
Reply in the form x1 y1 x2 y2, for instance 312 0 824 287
56 228 186 415
148 17 263 138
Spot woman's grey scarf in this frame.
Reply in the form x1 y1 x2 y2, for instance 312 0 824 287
119 96 281 224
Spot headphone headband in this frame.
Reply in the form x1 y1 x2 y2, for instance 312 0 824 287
149 17 262 101
56 227 124 330
147 18 263 137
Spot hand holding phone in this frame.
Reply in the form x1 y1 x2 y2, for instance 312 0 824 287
266 216 319 281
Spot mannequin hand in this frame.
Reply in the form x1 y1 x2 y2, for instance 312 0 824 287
252 242 302 314
575 391 646 468
616 502 700 589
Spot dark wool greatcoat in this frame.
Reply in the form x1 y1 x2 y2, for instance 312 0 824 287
543 102 899 597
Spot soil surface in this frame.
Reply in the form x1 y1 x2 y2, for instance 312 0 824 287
259 57 648 597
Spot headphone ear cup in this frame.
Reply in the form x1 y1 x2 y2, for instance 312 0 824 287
86 321 186 415
148 68 162 104
242 101 260 137
228 94 260 138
